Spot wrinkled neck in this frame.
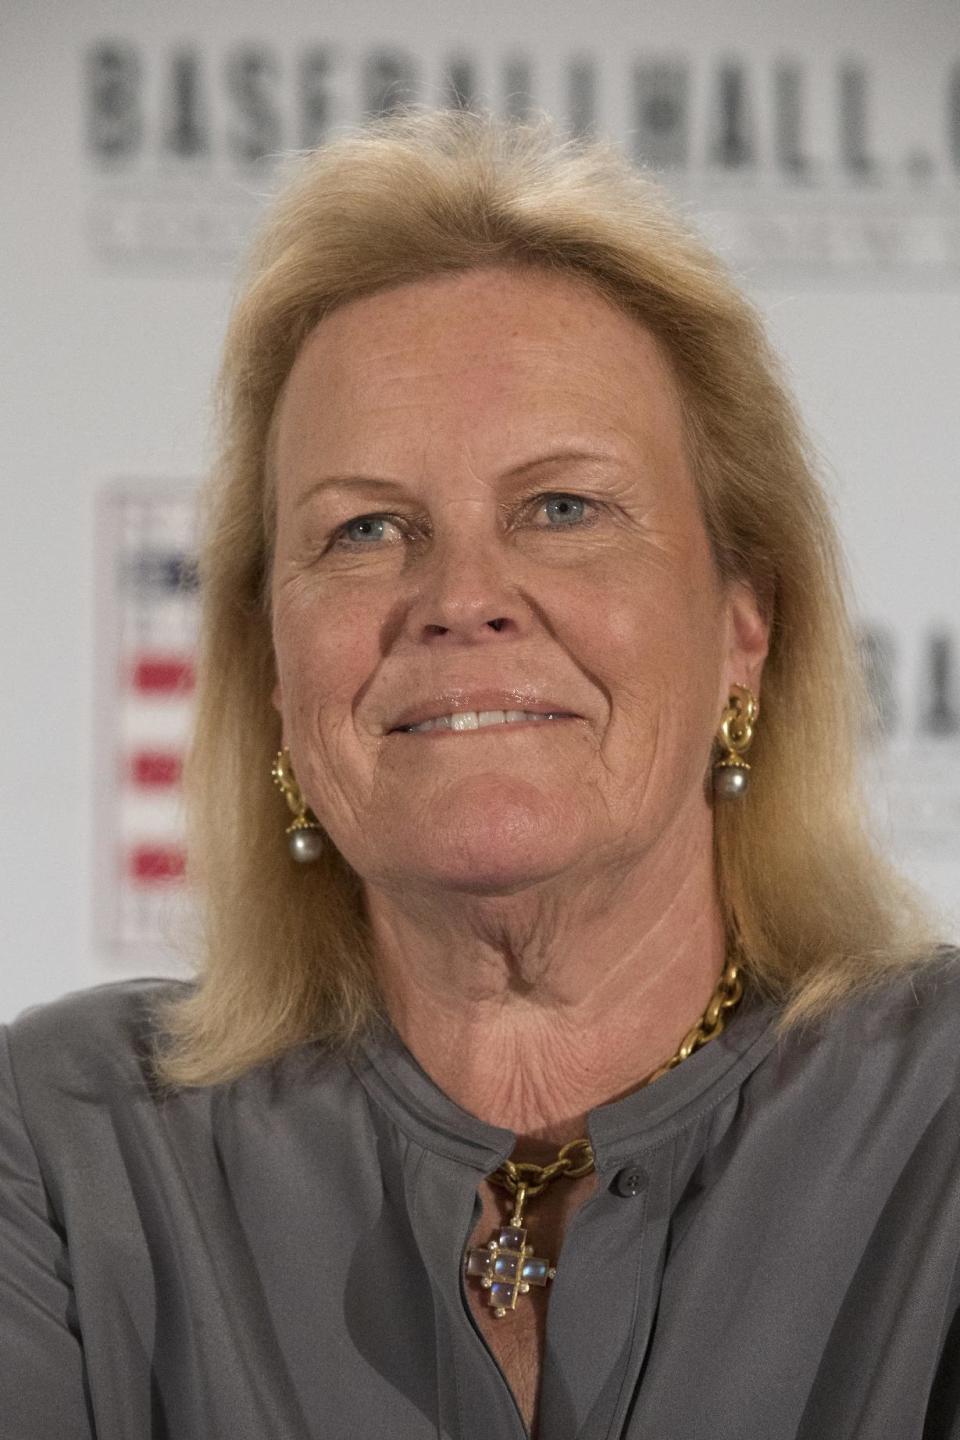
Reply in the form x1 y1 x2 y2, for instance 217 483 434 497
364 823 727 1144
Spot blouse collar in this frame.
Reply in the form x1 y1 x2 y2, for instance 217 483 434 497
352 989 781 1177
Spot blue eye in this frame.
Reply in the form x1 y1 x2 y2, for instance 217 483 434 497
332 495 591 548
335 514 400 545
542 494 587 525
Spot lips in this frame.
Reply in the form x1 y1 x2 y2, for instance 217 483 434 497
385 693 580 733
399 709 574 735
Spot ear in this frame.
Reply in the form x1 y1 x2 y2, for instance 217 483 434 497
721 579 769 701
271 679 284 717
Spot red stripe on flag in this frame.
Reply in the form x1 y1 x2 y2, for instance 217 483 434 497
131 750 182 787
131 657 195 694
130 845 186 883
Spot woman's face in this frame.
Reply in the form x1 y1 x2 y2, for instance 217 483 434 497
270 266 767 897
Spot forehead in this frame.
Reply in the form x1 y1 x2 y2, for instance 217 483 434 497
272 265 689 484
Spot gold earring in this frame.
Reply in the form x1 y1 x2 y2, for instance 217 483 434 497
271 748 324 862
713 684 759 799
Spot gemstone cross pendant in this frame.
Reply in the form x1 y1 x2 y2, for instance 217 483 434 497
464 1183 556 1318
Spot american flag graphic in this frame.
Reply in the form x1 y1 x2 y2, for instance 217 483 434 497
95 484 198 959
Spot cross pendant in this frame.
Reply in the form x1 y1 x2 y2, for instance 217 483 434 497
464 1183 556 1318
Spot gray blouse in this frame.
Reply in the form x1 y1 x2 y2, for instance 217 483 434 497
2 956 960 1439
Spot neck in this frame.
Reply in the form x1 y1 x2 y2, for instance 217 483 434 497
365 812 727 1151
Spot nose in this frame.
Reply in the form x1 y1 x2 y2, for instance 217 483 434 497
400 525 526 646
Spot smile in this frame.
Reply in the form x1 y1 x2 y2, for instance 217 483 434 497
394 709 573 735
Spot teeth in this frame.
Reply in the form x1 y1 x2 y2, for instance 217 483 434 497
402 709 567 734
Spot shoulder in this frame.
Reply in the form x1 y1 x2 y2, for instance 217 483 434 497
3 977 192 1103
841 945 960 1049
0 979 194 1218
770 946 960 1109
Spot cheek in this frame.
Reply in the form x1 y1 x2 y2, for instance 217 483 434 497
571 560 727 787
273 587 383 731
578 566 722 688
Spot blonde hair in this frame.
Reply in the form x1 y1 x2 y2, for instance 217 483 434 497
156 108 933 1087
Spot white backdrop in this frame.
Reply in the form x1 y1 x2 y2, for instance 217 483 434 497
2 0 959 1021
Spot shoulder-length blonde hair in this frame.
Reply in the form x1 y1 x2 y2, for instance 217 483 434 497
156 107 932 1087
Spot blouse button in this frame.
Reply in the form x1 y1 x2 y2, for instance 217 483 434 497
614 1165 647 1198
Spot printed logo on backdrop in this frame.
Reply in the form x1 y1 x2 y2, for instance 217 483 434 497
84 41 960 277
860 625 960 865
93 482 960 957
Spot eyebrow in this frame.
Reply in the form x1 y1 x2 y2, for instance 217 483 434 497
292 449 617 510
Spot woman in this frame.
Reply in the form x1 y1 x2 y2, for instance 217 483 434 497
2 109 957 1440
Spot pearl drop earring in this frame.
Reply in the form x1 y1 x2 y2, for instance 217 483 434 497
271 748 325 862
713 685 759 799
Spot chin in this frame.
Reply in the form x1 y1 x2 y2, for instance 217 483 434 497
414 852 572 898
382 784 584 896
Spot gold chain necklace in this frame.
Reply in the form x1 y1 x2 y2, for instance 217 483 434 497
464 958 744 1317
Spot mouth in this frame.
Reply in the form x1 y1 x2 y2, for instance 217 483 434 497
390 708 578 735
